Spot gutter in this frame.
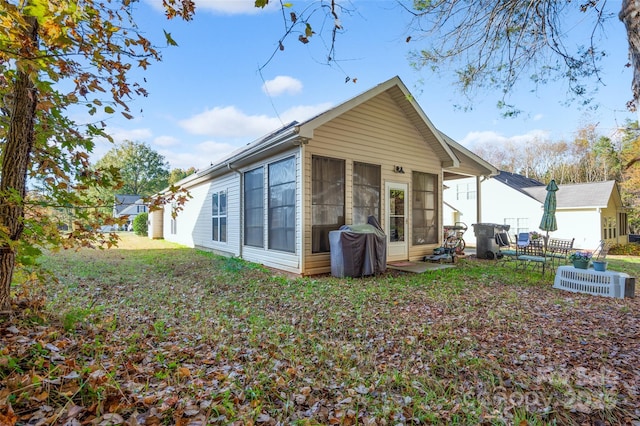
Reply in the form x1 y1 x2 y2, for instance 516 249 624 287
196 127 300 181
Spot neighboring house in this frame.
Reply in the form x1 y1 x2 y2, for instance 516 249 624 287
444 170 629 249
152 76 497 274
114 194 147 227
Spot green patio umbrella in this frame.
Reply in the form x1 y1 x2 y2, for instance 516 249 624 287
539 179 558 249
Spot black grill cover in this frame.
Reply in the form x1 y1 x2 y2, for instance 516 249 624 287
329 216 387 277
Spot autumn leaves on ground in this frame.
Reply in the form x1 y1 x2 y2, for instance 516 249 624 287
1 234 639 425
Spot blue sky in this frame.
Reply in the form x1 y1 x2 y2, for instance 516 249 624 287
91 0 635 170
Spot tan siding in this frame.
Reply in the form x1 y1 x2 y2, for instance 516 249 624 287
447 151 489 176
302 92 444 272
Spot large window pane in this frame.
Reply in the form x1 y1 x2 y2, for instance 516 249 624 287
412 172 438 245
244 167 264 247
353 162 380 224
389 189 405 242
312 156 345 253
212 190 227 243
269 157 296 252
219 192 227 215
212 217 219 241
220 217 227 243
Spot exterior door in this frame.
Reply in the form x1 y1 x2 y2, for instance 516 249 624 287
385 182 408 259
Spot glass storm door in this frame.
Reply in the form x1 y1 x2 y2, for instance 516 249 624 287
386 182 408 259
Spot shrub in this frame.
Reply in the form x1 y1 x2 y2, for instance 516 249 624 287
133 212 148 236
609 242 640 256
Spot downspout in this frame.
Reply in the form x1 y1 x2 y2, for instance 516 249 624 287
292 137 309 274
227 163 243 259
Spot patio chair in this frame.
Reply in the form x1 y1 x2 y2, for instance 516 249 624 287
592 240 611 260
516 232 530 247
496 232 517 262
546 237 575 269
515 236 550 275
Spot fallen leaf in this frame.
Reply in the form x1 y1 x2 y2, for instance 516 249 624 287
0 403 17 426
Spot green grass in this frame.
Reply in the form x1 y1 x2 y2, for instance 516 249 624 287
1 233 638 425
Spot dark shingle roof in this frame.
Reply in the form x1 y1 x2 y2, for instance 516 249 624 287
492 170 544 195
523 181 616 208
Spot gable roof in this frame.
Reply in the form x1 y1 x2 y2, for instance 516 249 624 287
114 194 142 215
439 132 498 178
175 76 500 190
118 199 145 217
296 76 459 168
523 180 618 208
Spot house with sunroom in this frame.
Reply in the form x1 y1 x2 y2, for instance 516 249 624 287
150 76 497 274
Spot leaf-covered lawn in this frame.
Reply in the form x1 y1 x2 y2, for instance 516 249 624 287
1 234 639 425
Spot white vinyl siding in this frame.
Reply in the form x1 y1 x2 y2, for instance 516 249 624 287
163 173 240 256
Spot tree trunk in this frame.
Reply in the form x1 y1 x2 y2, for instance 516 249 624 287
0 18 38 314
621 0 640 110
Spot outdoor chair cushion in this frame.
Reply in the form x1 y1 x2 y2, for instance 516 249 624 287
517 233 530 247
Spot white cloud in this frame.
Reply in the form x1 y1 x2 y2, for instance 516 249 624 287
107 127 154 143
144 0 277 15
196 0 279 14
461 129 550 148
262 76 303 96
280 102 333 123
179 106 282 137
196 140 239 162
159 140 238 170
179 102 333 138
154 135 180 147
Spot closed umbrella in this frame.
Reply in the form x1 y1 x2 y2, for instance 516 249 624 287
539 179 558 250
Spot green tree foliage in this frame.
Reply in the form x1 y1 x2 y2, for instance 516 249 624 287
169 167 197 185
0 0 195 313
0 0 342 313
132 212 148 237
620 121 640 232
95 141 170 198
407 0 640 112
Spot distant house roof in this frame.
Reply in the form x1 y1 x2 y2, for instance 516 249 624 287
118 199 146 217
493 171 618 209
114 194 142 216
492 170 544 194
523 180 617 208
